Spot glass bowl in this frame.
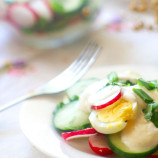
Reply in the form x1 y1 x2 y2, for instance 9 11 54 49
2 0 102 49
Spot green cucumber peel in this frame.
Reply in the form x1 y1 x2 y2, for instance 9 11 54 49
66 78 99 101
53 102 65 115
107 133 158 158
53 101 90 131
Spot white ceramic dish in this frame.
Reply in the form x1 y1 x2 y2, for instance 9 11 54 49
19 65 158 158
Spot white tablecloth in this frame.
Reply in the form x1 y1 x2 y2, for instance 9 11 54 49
1 0 158 158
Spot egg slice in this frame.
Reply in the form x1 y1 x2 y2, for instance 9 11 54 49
89 87 137 134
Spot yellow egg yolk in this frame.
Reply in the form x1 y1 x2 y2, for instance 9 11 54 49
97 99 134 123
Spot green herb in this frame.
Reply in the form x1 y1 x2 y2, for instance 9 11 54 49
143 104 153 121
56 102 64 109
69 95 79 101
132 88 153 103
111 80 135 86
149 80 158 88
137 78 155 90
151 102 158 128
53 102 65 115
107 72 118 83
126 80 135 86
143 102 158 128
51 1 65 14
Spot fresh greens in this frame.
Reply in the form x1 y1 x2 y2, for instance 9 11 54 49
112 80 135 86
137 78 155 90
143 102 158 128
107 72 119 83
132 88 153 103
50 0 87 15
53 101 90 131
126 80 135 86
150 80 158 88
143 104 153 121
66 78 99 101
151 103 158 128
107 72 135 87
133 86 158 128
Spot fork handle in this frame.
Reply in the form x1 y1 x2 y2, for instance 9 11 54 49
0 92 38 112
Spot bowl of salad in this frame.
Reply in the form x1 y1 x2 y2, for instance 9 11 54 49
19 66 158 158
1 0 102 49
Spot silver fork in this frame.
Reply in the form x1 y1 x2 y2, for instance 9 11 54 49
0 41 102 112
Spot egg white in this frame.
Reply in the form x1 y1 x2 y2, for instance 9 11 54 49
78 79 108 113
89 110 127 134
89 87 138 134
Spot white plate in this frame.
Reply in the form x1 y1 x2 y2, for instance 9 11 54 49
19 65 158 158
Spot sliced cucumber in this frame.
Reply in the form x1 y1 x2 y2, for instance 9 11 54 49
107 132 158 158
66 78 99 101
53 101 90 131
51 0 87 15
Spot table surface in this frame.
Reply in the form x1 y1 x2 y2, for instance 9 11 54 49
1 0 158 158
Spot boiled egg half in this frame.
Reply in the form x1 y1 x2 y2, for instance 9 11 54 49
89 86 138 134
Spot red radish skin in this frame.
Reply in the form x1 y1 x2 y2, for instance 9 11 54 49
24 3 39 19
91 91 121 110
62 128 97 141
88 134 113 156
147 152 158 158
43 0 53 14
148 156 158 158
6 3 38 28
30 0 53 21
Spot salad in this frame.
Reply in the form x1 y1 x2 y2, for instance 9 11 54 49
53 71 158 158
4 0 98 34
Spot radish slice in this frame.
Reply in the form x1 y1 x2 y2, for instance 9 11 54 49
147 156 158 158
7 3 38 28
147 152 158 158
62 128 97 141
43 0 53 14
30 0 53 21
89 86 121 110
88 133 113 156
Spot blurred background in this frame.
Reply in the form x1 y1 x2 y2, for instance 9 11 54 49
1 0 158 157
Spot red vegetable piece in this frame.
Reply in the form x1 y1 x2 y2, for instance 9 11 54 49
88 133 113 156
91 90 121 110
146 151 158 158
6 3 38 28
62 128 97 141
